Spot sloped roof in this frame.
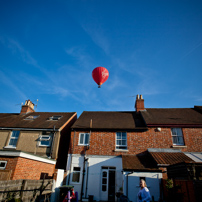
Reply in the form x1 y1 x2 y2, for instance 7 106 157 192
141 108 202 126
0 112 76 130
71 111 147 130
122 154 159 171
149 152 193 165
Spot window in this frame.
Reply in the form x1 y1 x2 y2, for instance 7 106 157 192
72 167 81 183
39 132 52 147
49 115 62 120
24 115 39 120
0 161 7 170
171 128 185 145
8 131 20 147
79 133 89 145
116 132 127 150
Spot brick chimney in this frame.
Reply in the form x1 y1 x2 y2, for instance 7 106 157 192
20 100 35 114
135 94 145 112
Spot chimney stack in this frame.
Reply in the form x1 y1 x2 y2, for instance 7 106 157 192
135 94 145 112
20 100 35 114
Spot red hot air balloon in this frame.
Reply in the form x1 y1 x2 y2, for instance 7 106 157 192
92 67 109 88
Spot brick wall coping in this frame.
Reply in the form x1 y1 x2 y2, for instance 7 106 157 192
0 150 56 164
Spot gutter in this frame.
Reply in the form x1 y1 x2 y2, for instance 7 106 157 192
0 127 59 132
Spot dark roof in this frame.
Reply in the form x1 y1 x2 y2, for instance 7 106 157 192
122 154 159 171
0 112 76 130
71 111 147 130
141 107 202 126
149 152 193 165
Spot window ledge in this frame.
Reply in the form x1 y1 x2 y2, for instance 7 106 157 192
114 149 129 152
172 145 187 148
4 146 17 149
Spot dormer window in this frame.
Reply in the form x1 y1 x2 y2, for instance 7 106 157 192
49 115 62 120
25 115 39 120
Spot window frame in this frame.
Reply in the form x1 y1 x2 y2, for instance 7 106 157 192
0 161 7 170
39 134 52 147
116 132 127 150
171 128 185 146
71 166 81 184
49 115 62 120
78 133 90 146
8 130 20 148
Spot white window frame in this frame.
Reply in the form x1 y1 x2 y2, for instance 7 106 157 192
0 161 7 170
8 131 20 148
39 135 52 147
116 132 127 150
78 133 90 145
171 128 185 146
71 166 81 184
49 115 62 120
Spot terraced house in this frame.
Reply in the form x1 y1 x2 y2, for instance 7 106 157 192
65 95 202 202
0 100 77 181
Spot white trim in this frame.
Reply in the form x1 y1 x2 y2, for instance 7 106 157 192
0 151 56 164
78 133 90 146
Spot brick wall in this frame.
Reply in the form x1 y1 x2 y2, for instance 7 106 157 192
0 156 55 180
69 127 202 155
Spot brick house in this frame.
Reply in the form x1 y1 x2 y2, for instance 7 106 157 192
65 95 202 202
0 100 77 180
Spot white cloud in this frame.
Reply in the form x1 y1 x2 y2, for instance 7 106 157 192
0 69 27 99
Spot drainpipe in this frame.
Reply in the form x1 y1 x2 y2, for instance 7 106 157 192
126 172 133 197
81 119 92 201
80 150 88 202
85 161 89 198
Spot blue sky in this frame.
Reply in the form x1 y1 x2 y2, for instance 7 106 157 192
0 0 202 117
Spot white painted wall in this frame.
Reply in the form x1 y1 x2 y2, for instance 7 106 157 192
67 154 123 201
123 172 162 202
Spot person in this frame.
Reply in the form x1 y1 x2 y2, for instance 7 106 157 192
62 188 76 202
70 188 76 201
137 179 151 202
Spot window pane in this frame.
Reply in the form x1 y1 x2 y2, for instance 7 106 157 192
85 134 89 144
79 134 84 144
102 178 107 184
122 132 126 139
116 132 121 139
122 140 126 146
74 167 80 171
116 140 121 145
9 139 18 147
72 172 80 182
40 141 50 146
12 131 20 138
173 136 177 144
103 171 107 177
0 162 6 167
102 185 107 191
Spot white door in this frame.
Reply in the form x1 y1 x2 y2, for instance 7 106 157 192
101 169 108 201
100 167 116 201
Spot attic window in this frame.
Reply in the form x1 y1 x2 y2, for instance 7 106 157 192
49 115 62 120
25 115 39 120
